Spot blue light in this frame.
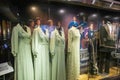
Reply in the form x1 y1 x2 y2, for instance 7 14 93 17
3 44 8 49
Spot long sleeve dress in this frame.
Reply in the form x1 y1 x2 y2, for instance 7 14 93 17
32 26 50 80
11 24 34 80
67 26 80 80
50 28 66 80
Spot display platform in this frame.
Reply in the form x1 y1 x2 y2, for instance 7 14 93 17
79 67 120 80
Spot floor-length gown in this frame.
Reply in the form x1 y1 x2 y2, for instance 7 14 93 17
32 26 50 80
11 24 34 80
67 26 80 80
50 28 66 80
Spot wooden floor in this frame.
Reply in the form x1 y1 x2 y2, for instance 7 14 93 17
79 67 120 80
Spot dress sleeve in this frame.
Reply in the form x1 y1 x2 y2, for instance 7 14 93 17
32 29 39 57
50 30 56 56
38 28 45 41
68 30 72 53
44 29 49 42
11 27 18 57
62 28 65 49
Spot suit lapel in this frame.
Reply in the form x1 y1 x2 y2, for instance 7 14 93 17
104 24 111 37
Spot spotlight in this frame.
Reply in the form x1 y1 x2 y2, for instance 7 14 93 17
17 13 19 16
31 6 37 11
92 14 97 17
59 9 65 14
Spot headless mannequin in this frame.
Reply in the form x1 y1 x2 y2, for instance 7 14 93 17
19 21 27 32
57 22 62 36
58 27 62 36
17 17 27 32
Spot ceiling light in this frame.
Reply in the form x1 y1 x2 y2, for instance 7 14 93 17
17 13 19 16
59 9 65 14
92 14 97 17
31 6 37 11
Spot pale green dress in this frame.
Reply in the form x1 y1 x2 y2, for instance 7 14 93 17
11 24 34 80
32 26 50 80
50 28 66 80
67 26 80 80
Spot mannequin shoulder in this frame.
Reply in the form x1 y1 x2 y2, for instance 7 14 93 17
12 26 18 31
32 27 40 34
34 27 39 31
25 25 30 30
68 27 73 31
68 29 73 34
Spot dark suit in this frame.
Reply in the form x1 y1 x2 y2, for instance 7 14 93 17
116 27 120 52
117 27 120 40
100 24 115 47
98 24 115 74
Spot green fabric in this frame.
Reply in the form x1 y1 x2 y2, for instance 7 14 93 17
67 27 80 80
11 26 18 57
11 24 18 80
32 26 50 80
11 24 34 80
50 28 66 80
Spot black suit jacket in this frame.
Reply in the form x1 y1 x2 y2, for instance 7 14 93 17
99 25 115 47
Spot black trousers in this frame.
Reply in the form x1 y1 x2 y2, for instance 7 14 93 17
98 51 110 73
88 39 98 75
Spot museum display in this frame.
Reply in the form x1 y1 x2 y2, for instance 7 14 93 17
0 0 119 80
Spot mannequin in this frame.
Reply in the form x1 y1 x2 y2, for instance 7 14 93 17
50 22 66 80
68 16 79 29
11 22 34 80
99 20 115 74
101 20 115 47
88 23 98 75
47 19 55 38
88 23 95 41
79 16 88 29
79 17 89 49
106 21 114 40
117 23 120 47
27 19 35 34
67 24 80 80
32 18 50 80
78 26 84 49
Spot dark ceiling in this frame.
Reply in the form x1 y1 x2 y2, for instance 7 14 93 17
0 0 49 21
114 0 120 2
0 0 119 22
